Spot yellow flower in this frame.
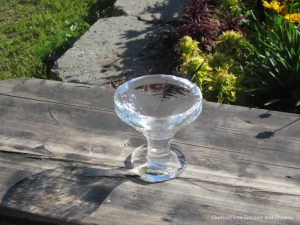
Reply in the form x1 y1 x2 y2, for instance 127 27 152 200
262 1 285 13
284 13 300 23
262 0 272 9
271 1 285 12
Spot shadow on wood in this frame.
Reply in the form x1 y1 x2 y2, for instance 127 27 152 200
255 131 274 139
0 206 79 225
1 166 132 222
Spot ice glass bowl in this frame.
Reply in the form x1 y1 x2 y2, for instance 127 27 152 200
114 74 203 182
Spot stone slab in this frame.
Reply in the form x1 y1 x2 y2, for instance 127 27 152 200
114 0 190 21
52 16 171 86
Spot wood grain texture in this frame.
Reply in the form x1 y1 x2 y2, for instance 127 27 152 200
0 78 299 225
0 78 299 139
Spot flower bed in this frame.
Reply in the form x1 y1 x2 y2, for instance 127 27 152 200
167 0 299 113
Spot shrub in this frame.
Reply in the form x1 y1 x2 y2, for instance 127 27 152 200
173 0 300 113
217 0 243 15
175 35 243 104
175 36 210 85
213 30 256 76
215 31 255 64
202 68 238 103
177 0 243 52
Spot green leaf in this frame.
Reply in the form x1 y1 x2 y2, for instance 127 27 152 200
264 99 283 106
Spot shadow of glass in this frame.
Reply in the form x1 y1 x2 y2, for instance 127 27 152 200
1 166 135 222
0 206 78 225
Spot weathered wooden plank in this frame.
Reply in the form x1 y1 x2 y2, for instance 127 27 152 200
0 78 299 224
1 124 300 198
0 78 299 140
0 142 300 221
0 94 299 159
0 153 299 225
0 78 114 112
0 93 299 195
1 121 300 210
0 92 299 185
0 94 299 222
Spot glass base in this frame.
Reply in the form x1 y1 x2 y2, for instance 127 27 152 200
131 144 186 182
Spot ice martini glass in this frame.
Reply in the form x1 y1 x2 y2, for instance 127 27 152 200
114 75 203 182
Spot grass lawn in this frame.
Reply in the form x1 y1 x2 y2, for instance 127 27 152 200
0 0 114 80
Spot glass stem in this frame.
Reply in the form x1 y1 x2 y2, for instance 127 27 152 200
146 138 171 160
